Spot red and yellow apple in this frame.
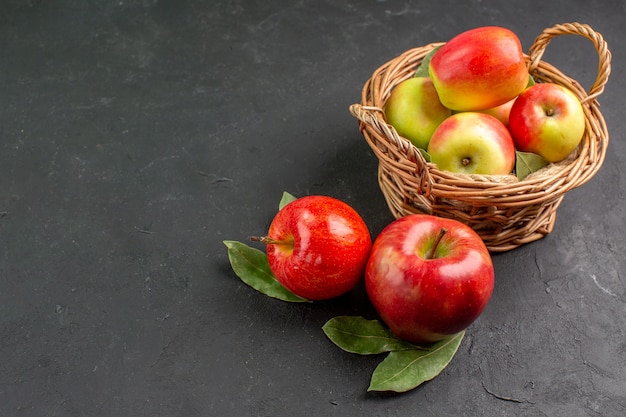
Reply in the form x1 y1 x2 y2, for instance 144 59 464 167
257 195 372 301
427 112 516 175
508 83 586 163
477 97 516 126
365 214 495 344
428 26 529 111
384 77 452 150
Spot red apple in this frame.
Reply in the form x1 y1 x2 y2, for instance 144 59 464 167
365 214 494 344
257 195 372 301
477 96 516 126
384 77 452 150
429 26 529 111
508 83 586 163
427 112 516 175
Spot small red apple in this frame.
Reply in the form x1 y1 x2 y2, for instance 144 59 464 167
427 112 516 175
256 195 372 301
429 26 529 111
508 83 586 163
477 97 516 126
365 214 494 344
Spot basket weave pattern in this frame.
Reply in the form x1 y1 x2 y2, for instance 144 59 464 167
351 23 611 252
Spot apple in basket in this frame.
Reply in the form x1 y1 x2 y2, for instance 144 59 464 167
429 26 529 111
384 77 452 150
365 214 494 344
253 195 372 301
508 83 586 163
427 112 516 175
478 97 516 126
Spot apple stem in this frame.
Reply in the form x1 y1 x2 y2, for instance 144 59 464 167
426 228 448 260
250 236 287 245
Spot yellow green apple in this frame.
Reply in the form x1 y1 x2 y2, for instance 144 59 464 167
384 77 452 150
428 26 529 111
427 112 516 175
508 83 585 163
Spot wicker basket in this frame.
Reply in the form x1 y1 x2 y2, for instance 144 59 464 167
350 22 611 252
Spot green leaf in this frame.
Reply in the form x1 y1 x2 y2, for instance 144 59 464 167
526 74 536 88
223 240 310 303
368 331 465 392
279 191 297 210
323 316 418 355
515 151 549 181
418 148 431 162
414 45 442 78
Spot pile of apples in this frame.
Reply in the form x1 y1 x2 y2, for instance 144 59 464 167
252 194 494 345
228 193 494 391
384 26 586 175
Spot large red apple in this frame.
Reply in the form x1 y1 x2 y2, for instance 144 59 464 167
508 83 586 163
258 195 372 301
365 214 494 344
429 26 529 111
427 112 516 175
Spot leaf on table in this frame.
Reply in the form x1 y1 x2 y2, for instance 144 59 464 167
368 331 465 392
223 240 309 303
414 45 442 78
278 191 297 210
323 316 418 355
515 151 549 181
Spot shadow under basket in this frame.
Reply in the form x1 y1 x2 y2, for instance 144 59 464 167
350 22 612 252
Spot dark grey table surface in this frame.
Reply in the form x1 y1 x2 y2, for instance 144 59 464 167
2 1 625 416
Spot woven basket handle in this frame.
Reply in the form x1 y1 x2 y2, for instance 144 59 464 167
349 104 423 159
528 22 611 102
349 103 434 191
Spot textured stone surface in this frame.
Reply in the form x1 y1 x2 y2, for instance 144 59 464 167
1 1 625 416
